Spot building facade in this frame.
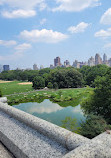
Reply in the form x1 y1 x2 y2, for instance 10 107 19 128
95 54 102 65
54 57 61 67
33 64 38 70
88 56 95 67
3 65 10 71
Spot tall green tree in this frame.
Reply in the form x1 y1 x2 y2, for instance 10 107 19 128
32 76 45 89
81 67 111 123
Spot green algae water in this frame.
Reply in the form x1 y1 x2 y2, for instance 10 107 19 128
13 99 85 126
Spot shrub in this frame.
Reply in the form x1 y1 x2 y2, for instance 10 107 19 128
80 115 111 139
32 76 45 89
53 82 58 90
47 82 53 89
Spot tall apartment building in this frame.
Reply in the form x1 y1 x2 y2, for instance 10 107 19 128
3 65 10 71
103 53 107 62
95 53 102 65
103 53 108 65
54 57 61 67
108 58 111 67
0 65 3 73
88 56 95 66
64 60 70 67
72 60 80 68
33 64 38 70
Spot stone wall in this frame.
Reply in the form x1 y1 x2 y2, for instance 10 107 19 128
0 98 111 158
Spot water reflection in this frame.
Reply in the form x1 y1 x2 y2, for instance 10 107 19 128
14 99 85 126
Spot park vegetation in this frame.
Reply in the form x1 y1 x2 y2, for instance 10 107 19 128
0 64 108 89
0 64 111 138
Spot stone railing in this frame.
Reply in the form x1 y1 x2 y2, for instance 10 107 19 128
0 98 111 158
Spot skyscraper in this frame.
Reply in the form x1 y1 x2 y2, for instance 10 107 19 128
103 53 107 64
0 65 3 73
54 57 61 67
72 60 80 68
33 64 38 70
108 58 111 67
95 54 102 65
88 56 95 66
64 60 70 67
3 65 10 71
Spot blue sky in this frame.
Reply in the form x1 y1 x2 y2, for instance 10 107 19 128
0 0 111 69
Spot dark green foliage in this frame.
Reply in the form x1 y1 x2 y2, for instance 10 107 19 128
53 82 58 90
0 89 2 97
81 67 111 123
80 65 108 86
80 115 111 138
39 68 50 76
47 82 53 89
49 68 84 89
32 76 45 89
0 70 39 81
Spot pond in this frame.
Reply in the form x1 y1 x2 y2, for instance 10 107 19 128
13 99 85 126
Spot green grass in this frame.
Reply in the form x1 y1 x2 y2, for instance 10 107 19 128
7 87 93 106
0 81 93 105
0 81 33 95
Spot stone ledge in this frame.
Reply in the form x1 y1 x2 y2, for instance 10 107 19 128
0 98 111 158
0 102 89 150
0 142 14 158
0 110 68 158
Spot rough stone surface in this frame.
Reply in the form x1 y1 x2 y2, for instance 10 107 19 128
93 131 111 147
0 111 68 158
0 97 7 103
0 102 90 150
63 141 111 158
0 142 14 158
0 100 111 158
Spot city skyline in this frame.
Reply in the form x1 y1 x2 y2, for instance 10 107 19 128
1 53 111 71
0 0 111 69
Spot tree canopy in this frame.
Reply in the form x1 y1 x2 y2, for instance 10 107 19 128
81 67 111 123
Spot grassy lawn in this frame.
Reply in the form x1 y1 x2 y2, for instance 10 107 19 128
0 80 93 105
7 87 93 106
0 81 33 95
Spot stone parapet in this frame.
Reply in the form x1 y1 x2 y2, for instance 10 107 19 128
0 97 111 158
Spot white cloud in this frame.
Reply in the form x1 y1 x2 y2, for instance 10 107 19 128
40 18 47 25
27 102 63 114
20 29 68 43
53 0 101 12
0 0 46 10
2 10 36 18
104 43 111 48
95 28 111 38
15 43 32 52
0 40 17 46
68 22 90 33
100 8 111 25
0 43 32 61
0 0 47 18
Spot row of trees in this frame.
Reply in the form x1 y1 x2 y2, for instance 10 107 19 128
0 65 109 89
0 68 50 81
32 68 84 89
